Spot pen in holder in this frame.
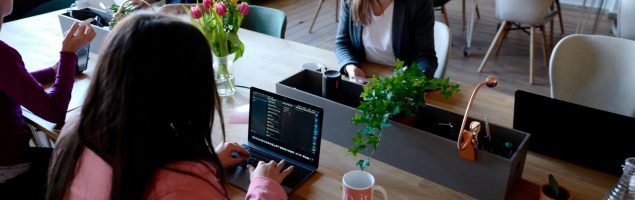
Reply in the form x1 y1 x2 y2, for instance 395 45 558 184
457 75 497 161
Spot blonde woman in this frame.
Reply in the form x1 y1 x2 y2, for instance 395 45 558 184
335 0 437 79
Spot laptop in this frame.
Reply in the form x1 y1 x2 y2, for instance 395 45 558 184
226 87 324 194
513 90 635 176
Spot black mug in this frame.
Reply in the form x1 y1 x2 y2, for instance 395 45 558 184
322 70 341 100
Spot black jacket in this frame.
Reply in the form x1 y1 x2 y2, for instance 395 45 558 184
335 0 437 78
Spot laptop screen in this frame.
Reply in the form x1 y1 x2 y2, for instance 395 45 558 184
248 87 323 168
514 90 635 176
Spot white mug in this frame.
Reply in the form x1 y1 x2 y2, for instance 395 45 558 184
342 170 388 200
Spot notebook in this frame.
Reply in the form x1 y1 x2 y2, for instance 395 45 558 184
226 87 323 194
513 90 635 176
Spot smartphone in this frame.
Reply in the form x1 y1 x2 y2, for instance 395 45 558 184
76 43 90 73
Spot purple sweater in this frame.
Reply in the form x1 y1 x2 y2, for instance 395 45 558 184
0 40 77 166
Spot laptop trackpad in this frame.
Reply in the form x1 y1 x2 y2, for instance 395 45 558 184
226 165 294 194
227 166 251 191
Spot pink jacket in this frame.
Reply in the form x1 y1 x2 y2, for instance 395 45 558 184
63 147 287 200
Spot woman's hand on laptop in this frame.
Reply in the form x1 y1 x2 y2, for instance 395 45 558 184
248 160 294 184
215 142 249 169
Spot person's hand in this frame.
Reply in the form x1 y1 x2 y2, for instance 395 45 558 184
345 64 367 81
61 22 96 53
248 160 294 184
214 142 249 169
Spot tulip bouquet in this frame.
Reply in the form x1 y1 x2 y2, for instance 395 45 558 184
189 0 249 96
189 0 248 60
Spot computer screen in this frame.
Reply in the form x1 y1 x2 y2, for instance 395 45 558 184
248 87 323 167
514 90 635 176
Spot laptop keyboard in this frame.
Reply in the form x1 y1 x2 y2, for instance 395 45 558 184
243 146 313 187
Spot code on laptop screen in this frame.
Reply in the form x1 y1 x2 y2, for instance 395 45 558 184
248 88 323 167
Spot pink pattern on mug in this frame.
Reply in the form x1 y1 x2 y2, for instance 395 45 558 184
342 170 388 200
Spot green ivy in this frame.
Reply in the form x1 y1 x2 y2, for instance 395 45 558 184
349 59 460 171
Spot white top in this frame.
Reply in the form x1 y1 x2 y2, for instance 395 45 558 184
362 1 396 67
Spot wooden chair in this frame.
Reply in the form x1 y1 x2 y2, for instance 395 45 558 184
309 0 339 33
478 0 556 84
434 0 452 27
550 34 635 117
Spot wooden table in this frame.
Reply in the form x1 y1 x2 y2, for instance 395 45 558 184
1 10 618 200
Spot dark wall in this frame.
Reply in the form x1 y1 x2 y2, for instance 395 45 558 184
4 0 51 22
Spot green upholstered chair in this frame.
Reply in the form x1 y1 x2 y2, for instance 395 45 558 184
23 0 74 18
241 5 287 39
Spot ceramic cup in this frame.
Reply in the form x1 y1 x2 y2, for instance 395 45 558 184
342 170 388 200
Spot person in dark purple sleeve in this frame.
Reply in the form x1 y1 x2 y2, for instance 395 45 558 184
0 0 96 198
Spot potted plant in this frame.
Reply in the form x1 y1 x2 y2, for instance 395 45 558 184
349 59 460 170
540 174 572 200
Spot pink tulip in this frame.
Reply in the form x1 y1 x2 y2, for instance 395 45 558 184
202 0 213 10
239 2 249 15
190 5 202 19
215 2 227 16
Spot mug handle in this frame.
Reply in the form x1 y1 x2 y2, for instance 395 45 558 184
373 185 388 200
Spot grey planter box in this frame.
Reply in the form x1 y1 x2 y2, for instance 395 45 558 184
58 7 112 54
275 69 530 200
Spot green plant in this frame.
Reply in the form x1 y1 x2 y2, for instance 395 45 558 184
349 59 460 170
545 174 569 199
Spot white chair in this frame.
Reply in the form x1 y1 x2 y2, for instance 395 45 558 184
478 0 556 84
550 34 635 117
434 21 451 79
613 0 635 40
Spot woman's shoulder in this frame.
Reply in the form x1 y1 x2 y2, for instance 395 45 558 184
147 160 227 200
0 40 20 61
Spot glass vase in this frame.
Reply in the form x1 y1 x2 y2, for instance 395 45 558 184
213 53 236 97
604 157 635 200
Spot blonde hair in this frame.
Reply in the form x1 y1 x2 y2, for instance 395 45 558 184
350 0 379 25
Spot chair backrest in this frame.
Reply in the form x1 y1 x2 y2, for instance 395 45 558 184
495 0 552 25
24 0 75 18
433 21 450 79
549 34 635 117
616 0 635 40
241 5 287 39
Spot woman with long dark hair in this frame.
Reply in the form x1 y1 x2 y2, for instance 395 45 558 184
46 14 291 199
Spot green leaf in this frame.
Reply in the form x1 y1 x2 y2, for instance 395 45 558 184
356 159 370 170
548 174 560 197
368 135 380 150
348 146 359 157
352 133 364 145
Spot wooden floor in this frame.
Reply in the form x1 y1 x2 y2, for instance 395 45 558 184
257 0 615 97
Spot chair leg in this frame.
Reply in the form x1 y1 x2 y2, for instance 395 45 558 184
529 26 536 84
540 25 548 67
309 0 325 33
556 0 564 34
476 4 481 19
495 23 511 57
441 6 450 27
550 18 554 48
478 21 509 72
335 0 339 22
462 0 466 31
28 124 43 147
